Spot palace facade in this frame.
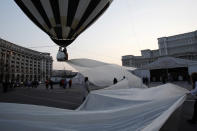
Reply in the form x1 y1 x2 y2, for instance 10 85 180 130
0 38 53 82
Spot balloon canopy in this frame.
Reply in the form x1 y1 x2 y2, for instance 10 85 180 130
15 0 113 47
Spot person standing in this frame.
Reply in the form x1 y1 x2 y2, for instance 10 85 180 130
3 79 9 93
188 73 197 124
27 81 31 88
2 80 7 93
63 79 67 89
35 81 39 88
50 80 53 90
45 79 49 90
20 81 24 88
60 79 63 87
0 79 2 92
11 80 14 88
162 74 166 84
82 77 90 101
69 79 72 88
113 77 118 84
24 80 28 88
121 76 126 81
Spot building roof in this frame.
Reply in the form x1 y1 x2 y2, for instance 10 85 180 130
142 57 197 70
0 38 52 60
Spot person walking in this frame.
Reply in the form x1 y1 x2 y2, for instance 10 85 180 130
82 77 90 101
187 73 197 124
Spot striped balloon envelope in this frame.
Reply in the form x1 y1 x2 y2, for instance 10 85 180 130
14 0 113 47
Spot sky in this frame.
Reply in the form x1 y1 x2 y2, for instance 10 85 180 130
1 0 197 70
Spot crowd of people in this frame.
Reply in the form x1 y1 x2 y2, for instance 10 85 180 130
59 79 72 89
45 79 54 90
0 80 40 93
0 77 88 96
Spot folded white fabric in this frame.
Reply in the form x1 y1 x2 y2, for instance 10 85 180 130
0 83 188 131
67 58 143 88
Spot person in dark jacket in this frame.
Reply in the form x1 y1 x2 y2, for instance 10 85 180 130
188 73 197 124
50 80 53 89
113 78 118 84
82 77 90 101
3 79 9 93
69 79 72 88
45 79 49 90
63 79 67 89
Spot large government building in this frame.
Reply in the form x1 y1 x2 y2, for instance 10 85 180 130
122 30 197 68
0 38 53 82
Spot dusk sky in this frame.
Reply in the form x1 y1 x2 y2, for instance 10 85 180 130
1 0 197 70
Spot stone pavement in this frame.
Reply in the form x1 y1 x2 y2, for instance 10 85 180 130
0 84 85 109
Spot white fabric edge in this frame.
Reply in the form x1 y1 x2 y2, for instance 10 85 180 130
76 95 90 111
142 95 186 131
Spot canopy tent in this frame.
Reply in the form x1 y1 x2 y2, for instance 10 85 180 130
141 57 197 81
133 69 150 79
67 59 143 88
142 57 197 70
0 82 188 131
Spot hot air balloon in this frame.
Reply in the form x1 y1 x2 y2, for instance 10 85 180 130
14 0 113 61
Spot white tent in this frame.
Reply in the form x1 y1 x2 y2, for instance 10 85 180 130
133 69 150 79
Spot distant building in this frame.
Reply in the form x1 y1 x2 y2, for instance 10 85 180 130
0 38 53 82
122 30 197 68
